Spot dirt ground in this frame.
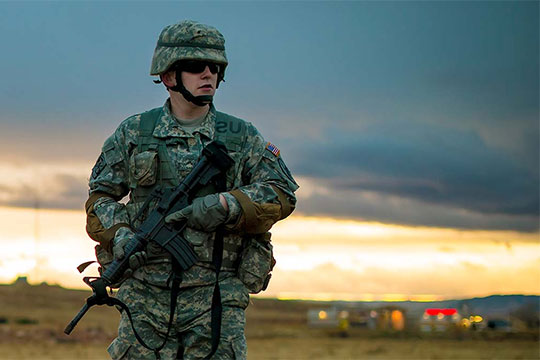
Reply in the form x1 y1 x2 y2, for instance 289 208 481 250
0 283 538 360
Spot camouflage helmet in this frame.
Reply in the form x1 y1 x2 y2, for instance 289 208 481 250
150 20 228 76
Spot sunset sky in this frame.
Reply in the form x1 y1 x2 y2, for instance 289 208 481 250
0 1 538 301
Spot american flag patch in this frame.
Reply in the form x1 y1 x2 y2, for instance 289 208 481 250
266 142 280 157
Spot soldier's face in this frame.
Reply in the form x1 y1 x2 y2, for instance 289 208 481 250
180 63 218 97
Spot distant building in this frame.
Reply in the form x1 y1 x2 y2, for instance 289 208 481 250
369 306 406 331
307 308 341 328
307 305 406 331
419 308 461 332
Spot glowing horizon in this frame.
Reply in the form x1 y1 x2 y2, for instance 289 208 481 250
0 206 538 301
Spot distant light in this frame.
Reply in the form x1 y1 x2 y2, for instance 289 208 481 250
370 311 378 318
437 313 444 320
391 310 405 330
319 311 327 320
468 315 483 323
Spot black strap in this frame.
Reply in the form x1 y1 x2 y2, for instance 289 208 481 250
204 175 227 359
161 261 182 358
204 229 224 359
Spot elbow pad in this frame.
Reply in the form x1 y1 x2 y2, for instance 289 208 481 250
227 187 294 234
85 192 131 252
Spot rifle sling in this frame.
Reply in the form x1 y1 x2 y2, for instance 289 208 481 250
204 175 227 360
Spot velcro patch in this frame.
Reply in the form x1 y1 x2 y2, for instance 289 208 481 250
265 142 280 157
91 153 107 178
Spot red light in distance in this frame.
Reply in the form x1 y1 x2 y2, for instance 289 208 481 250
425 308 457 316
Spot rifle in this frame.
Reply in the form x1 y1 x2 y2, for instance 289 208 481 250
64 141 233 336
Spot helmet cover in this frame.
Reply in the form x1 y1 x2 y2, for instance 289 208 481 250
150 20 227 76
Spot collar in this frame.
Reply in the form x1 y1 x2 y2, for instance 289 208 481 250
152 99 216 140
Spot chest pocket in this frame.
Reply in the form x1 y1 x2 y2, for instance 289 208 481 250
129 150 158 187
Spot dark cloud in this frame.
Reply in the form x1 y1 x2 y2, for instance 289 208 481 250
284 118 538 231
0 173 87 211
1 115 537 233
0 119 110 164
295 182 538 232
238 2 539 232
52 174 88 209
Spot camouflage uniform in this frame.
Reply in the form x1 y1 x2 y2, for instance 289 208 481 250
86 27 298 357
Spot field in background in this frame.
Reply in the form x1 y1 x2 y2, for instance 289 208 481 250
0 282 538 360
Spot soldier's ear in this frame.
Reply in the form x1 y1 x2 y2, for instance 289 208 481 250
161 70 177 88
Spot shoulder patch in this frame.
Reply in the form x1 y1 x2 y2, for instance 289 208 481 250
265 142 280 157
91 153 107 179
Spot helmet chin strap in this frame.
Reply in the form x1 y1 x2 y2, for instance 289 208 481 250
169 72 213 107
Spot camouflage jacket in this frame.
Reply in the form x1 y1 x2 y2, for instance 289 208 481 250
87 99 298 288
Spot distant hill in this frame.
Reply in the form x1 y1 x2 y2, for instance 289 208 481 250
1 278 538 322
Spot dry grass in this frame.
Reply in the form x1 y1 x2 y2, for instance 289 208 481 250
0 283 538 360
1 336 538 360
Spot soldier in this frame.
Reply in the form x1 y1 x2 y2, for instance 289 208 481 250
85 20 298 359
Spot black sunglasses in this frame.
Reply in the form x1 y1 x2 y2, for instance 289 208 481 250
178 61 221 75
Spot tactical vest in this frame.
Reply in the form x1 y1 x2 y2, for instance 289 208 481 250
129 107 247 269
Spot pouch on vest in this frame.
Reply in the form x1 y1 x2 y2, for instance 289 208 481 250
129 150 158 187
237 232 275 294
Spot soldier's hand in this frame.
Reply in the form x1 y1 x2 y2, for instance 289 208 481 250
165 193 228 232
112 227 147 277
